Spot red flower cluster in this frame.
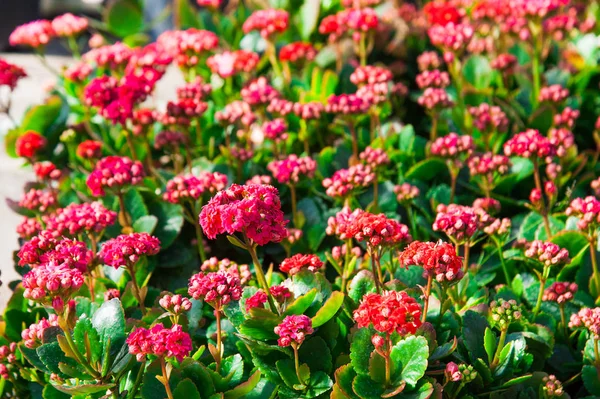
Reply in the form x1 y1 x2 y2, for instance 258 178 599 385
161 98 208 126
433 204 480 244
469 103 509 133
468 152 510 177
159 294 192 314
263 119 288 142
40 238 93 273
503 129 557 162
293 101 325 120
428 23 474 53
33 161 62 181
280 42 316 63
346 212 411 248
207 50 259 78
399 241 463 282
86 156 145 196
51 13 88 37
267 154 316 184
553 107 579 128
279 254 324 275
127 324 192 362
246 290 268 312
326 207 365 240
350 65 393 86
423 1 463 26
163 172 228 204
157 29 218 68
98 233 161 269
9 20 54 48
76 140 102 159
0 58 27 90
19 189 56 213
322 164 375 199
83 42 134 70
200 257 252 285
16 131 46 159
188 271 242 308
524 240 570 267
354 290 422 335
241 77 280 106
176 78 212 102
21 315 59 349
199 184 289 246
274 315 314 347
430 132 474 159
543 282 577 304
490 53 518 72
45 201 117 236
243 9 289 38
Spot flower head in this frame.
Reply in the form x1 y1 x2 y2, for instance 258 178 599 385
201 257 252 285
0 58 27 90
22 315 59 349
469 103 509 133
569 307 600 338
199 184 289 246
543 282 577 304
274 315 313 347
9 20 55 48
18 230 60 267
394 183 420 204
350 66 393 86
77 140 102 159
430 132 474 159
503 129 556 162
326 93 371 114
127 323 192 362
433 204 480 244
280 42 316 63
280 254 324 275
159 294 192 314
19 189 57 213
51 13 88 37
23 263 84 306
399 241 463 282
207 50 259 78
490 298 522 329
359 146 390 169
267 155 316 184
188 271 242 308
418 87 453 110
354 290 422 335
16 217 43 239
243 9 289 38
241 77 280 106
524 240 570 267
262 119 288 142
322 165 375 199
542 375 564 398
45 201 117 236
346 212 411 248
87 156 145 196
40 238 93 273
565 196 600 231
98 233 161 269
246 290 268 312
16 131 46 159
163 172 228 204
416 69 450 89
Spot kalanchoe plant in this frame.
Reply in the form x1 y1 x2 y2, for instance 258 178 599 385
3 0 600 397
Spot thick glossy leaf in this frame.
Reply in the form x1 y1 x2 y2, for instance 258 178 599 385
51 382 115 395
463 55 493 89
299 0 320 39
284 289 317 316
104 0 144 37
484 328 496 365
91 298 126 359
306 371 333 398
390 336 429 386
41 385 70 399
173 378 201 399
312 291 344 328
148 201 185 249
582 365 600 396
352 374 384 399
73 317 102 365
462 311 490 363
133 215 158 234
223 370 262 399
299 336 332 373
405 159 447 181
348 270 377 303
124 189 148 221
350 328 374 375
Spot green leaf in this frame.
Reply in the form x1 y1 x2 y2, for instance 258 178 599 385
51 382 115 395
350 328 375 375
306 371 333 398
285 289 317 315
181 359 215 398
334 364 360 399
73 317 102 365
277 359 309 388
299 0 320 39
348 270 377 303
148 201 184 249
133 215 158 234
389 336 429 387
177 0 201 29
463 55 493 89
352 374 384 399
91 298 126 360
462 311 490 363
368 351 387 384
398 380 434 399
223 370 262 399
405 159 447 181
582 365 600 396
104 0 144 37
42 385 70 399
312 291 344 328
239 309 280 340
20 345 50 373
173 379 201 399
36 342 76 376
299 336 333 373
484 328 496 365
518 212 543 241
124 189 148 221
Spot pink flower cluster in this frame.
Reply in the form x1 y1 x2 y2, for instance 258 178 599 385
246 290 268 312
154 131 189 150
326 206 364 240
359 146 389 169
428 23 474 53
83 42 134 70
394 183 420 203
215 101 256 126
200 257 252 285
350 66 393 86
319 8 379 42
483 217 511 236
33 161 62 181
188 271 242 308
430 133 474 159
51 13 88 37
490 53 517 72
331 243 362 262
416 69 450 89
199 184 289 246
16 217 42 239
553 107 579 128
322 164 375 199
207 50 259 78
274 315 313 347
267 155 316 184
539 84 569 103
399 241 464 282
433 204 480 244
548 127 575 157
161 98 208 127
293 101 325 120
469 103 509 133
346 211 411 248
163 172 228 204
503 129 557 162
22 263 84 306
157 29 218 68
159 294 193 314
19 189 56 213
18 230 59 267
0 58 27 90
241 77 280 105
176 78 212 101
86 156 145 196
98 233 161 269
40 238 93 273
569 307 600 338
279 254 324 275
354 290 422 335
418 87 453 110
565 196 600 230
543 282 577 304
326 94 371 114
468 152 510 177
9 20 54 48
280 42 316 62
127 323 192 362
263 119 288 142
417 51 442 71
22 315 59 349
45 201 116 236
242 9 289 38
524 240 570 267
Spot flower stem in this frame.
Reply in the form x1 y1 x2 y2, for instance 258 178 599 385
384 335 392 387
290 184 298 227
371 250 383 293
117 192 132 230
373 175 379 210
215 308 222 372
292 344 305 385
58 318 101 379
406 205 418 240
532 161 552 239
495 239 511 288
247 243 277 312
347 122 359 160
160 357 174 399
449 165 458 204
589 235 600 296
422 276 433 323
341 238 353 293
559 303 568 340
127 264 146 315
462 243 470 273
533 266 548 318
491 327 507 369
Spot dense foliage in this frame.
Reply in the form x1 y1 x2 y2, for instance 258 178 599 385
2 0 600 398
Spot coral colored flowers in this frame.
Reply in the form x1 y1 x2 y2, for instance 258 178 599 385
98 233 161 269
354 290 422 335
279 254 324 275
127 323 192 362
399 241 463 282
